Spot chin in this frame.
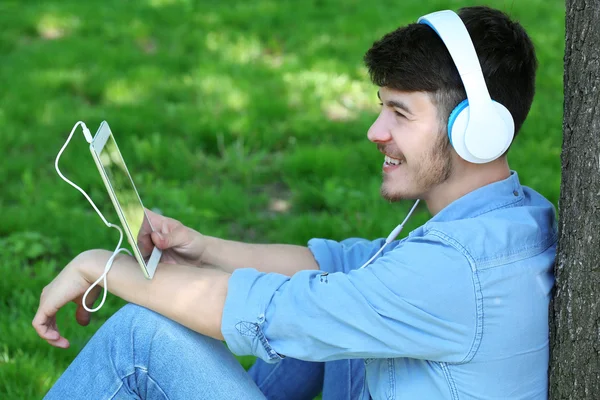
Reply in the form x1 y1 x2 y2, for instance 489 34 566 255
380 184 415 202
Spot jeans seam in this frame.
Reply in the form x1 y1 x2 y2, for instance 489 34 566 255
387 358 396 400
439 362 459 400
256 361 284 392
142 367 171 400
107 370 135 400
360 360 368 399
348 360 353 400
107 367 171 400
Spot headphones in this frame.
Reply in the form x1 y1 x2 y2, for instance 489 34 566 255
418 10 514 164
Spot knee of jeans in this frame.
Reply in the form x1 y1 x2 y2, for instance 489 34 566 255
101 305 169 352
111 303 153 324
107 303 173 338
108 304 222 361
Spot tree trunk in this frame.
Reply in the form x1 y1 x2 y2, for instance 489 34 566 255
549 1 600 399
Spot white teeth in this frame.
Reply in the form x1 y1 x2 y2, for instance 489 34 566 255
385 155 402 165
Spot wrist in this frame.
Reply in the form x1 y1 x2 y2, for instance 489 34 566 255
200 236 220 266
74 249 112 284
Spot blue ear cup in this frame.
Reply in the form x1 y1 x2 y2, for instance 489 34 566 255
447 99 469 146
447 99 514 163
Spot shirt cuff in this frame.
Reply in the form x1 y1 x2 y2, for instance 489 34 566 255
307 238 339 273
221 268 288 364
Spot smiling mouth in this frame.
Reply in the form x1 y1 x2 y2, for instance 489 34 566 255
384 155 404 166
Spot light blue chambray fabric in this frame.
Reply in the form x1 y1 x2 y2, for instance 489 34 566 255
222 171 557 399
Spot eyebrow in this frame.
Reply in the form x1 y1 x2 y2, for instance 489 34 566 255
377 90 414 115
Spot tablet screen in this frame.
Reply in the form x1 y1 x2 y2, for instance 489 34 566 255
98 134 154 262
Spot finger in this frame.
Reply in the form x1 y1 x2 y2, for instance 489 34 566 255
152 229 185 250
137 232 154 258
75 303 91 326
144 208 168 229
145 208 185 235
150 230 168 249
36 324 60 341
32 310 60 341
74 287 101 326
74 300 92 327
47 336 70 349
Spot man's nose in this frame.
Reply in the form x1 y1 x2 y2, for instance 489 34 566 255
367 114 392 143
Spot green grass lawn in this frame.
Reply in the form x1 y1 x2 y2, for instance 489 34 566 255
0 0 564 398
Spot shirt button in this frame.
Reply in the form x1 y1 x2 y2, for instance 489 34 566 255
513 190 519 196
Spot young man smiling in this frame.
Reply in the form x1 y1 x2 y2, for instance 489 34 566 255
34 5 557 400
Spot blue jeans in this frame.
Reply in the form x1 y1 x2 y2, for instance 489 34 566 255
45 304 367 399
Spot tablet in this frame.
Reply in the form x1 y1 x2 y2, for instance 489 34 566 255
89 121 161 279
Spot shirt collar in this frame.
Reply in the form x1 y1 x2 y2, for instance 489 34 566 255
424 170 523 225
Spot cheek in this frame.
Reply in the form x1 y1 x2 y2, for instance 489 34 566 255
389 127 411 150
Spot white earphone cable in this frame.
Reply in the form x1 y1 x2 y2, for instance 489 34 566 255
358 199 420 269
55 121 131 312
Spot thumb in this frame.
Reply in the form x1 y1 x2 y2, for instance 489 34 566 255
152 229 189 249
151 231 170 249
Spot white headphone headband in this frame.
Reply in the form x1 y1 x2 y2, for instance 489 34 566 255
417 10 515 163
417 11 491 113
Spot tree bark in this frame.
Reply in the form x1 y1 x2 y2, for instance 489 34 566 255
549 1 600 399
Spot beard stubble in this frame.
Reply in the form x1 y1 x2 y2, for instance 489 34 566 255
381 131 453 201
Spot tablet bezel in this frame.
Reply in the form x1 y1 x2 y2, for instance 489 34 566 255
89 121 161 279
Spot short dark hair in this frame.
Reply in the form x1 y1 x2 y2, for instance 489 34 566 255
364 6 538 142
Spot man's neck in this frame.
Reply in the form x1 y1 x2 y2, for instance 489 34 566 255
424 158 511 216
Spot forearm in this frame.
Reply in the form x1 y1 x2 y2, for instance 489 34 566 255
80 249 228 340
202 236 319 275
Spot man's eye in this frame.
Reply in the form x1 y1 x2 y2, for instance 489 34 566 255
378 102 406 119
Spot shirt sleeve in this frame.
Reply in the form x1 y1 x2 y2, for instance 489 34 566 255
307 237 388 273
221 234 477 364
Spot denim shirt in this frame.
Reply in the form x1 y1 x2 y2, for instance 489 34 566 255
222 171 557 399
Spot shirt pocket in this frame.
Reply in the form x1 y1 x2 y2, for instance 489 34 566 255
363 358 397 399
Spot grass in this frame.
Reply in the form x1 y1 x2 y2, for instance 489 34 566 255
0 0 564 398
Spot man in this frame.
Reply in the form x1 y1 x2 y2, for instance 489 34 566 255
34 5 557 399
